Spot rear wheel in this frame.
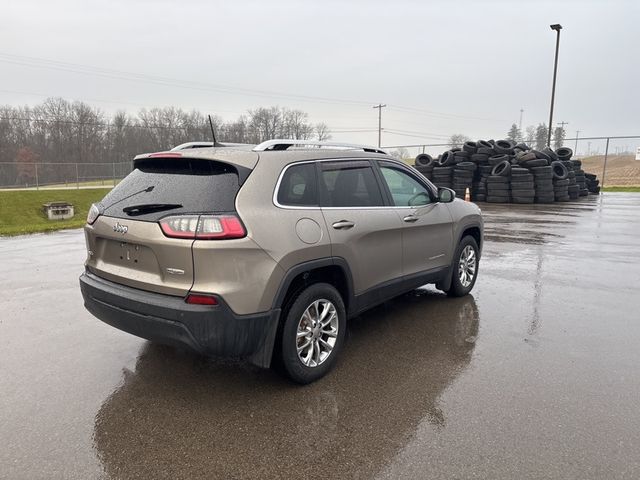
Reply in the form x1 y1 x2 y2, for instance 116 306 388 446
446 236 480 297
280 283 346 384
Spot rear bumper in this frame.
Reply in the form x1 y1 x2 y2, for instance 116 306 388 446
79 271 280 368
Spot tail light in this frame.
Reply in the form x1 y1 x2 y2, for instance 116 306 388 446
87 204 101 225
159 214 246 240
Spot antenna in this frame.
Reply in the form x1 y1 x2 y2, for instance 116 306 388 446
208 115 222 147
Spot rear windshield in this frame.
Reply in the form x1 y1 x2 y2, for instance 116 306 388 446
99 158 240 221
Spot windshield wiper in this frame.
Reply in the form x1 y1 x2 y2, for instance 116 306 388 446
123 203 183 216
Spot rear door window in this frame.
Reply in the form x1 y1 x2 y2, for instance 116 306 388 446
100 158 241 221
319 161 385 207
277 163 318 207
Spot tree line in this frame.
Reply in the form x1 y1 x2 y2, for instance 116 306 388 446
0 97 330 187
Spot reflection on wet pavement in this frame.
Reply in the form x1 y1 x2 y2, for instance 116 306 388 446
1 193 640 479
93 292 478 479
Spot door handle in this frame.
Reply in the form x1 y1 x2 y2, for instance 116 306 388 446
332 220 355 230
403 215 419 223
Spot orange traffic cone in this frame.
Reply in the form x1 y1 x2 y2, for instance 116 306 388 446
465 187 471 202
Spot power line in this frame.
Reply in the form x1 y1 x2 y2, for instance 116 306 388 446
0 52 507 123
0 52 374 107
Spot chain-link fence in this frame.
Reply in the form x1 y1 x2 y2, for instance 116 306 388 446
0 161 132 190
383 135 640 188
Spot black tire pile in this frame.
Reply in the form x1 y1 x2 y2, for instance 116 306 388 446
585 173 601 194
414 140 601 204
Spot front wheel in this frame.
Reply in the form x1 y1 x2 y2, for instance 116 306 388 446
446 236 480 297
280 283 346 384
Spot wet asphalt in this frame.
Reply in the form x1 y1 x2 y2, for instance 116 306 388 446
1 193 640 479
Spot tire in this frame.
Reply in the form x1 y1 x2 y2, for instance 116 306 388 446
463 141 478 153
553 178 570 186
532 149 551 161
542 147 558 162
477 147 496 156
491 160 512 177
445 236 480 297
511 167 530 175
432 166 454 174
280 283 346 384
438 151 456 167
555 147 573 160
494 139 514 154
511 189 535 197
522 158 549 168
515 151 536 162
487 175 510 183
456 161 477 171
511 182 534 190
551 161 569 180
415 153 434 167
471 153 490 163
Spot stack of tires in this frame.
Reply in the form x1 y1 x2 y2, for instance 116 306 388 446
473 164 493 202
585 173 600 194
486 160 511 203
572 161 589 196
431 151 455 189
453 161 476 198
531 165 555 203
551 161 571 202
413 139 602 204
414 153 435 181
510 166 535 204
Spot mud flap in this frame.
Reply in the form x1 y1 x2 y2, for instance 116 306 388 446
248 309 281 368
435 264 454 292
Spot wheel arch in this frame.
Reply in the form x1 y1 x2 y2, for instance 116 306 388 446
271 257 355 317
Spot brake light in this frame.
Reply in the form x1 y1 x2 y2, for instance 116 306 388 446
159 214 246 239
149 152 182 158
185 294 218 305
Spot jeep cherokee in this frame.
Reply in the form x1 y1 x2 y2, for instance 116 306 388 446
79 140 483 383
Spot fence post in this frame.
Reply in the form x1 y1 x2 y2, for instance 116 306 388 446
601 137 610 189
113 160 116 187
35 163 39 190
76 163 79 190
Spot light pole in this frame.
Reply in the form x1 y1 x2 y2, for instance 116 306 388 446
547 24 562 147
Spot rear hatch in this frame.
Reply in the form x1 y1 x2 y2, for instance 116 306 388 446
84 156 248 296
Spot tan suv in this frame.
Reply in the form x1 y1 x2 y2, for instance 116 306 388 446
80 140 483 383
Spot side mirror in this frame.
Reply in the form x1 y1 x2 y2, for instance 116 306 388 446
438 187 455 203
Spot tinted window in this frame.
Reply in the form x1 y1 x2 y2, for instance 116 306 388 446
380 166 432 207
100 158 240 221
277 163 317 206
320 163 384 207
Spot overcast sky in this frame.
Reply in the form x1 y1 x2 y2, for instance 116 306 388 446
1 0 639 152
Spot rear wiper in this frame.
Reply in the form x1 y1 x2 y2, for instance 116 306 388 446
123 203 183 216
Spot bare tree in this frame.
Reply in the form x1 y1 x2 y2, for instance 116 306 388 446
315 123 331 141
0 98 332 187
449 134 470 148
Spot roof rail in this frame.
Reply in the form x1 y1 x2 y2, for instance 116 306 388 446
252 139 387 155
171 141 254 151
171 142 214 151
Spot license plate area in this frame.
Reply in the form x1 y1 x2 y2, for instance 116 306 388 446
118 241 141 264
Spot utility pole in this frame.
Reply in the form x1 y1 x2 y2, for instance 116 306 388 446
547 24 563 146
519 108 524 132
373 103 386 148
574 130 580 154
